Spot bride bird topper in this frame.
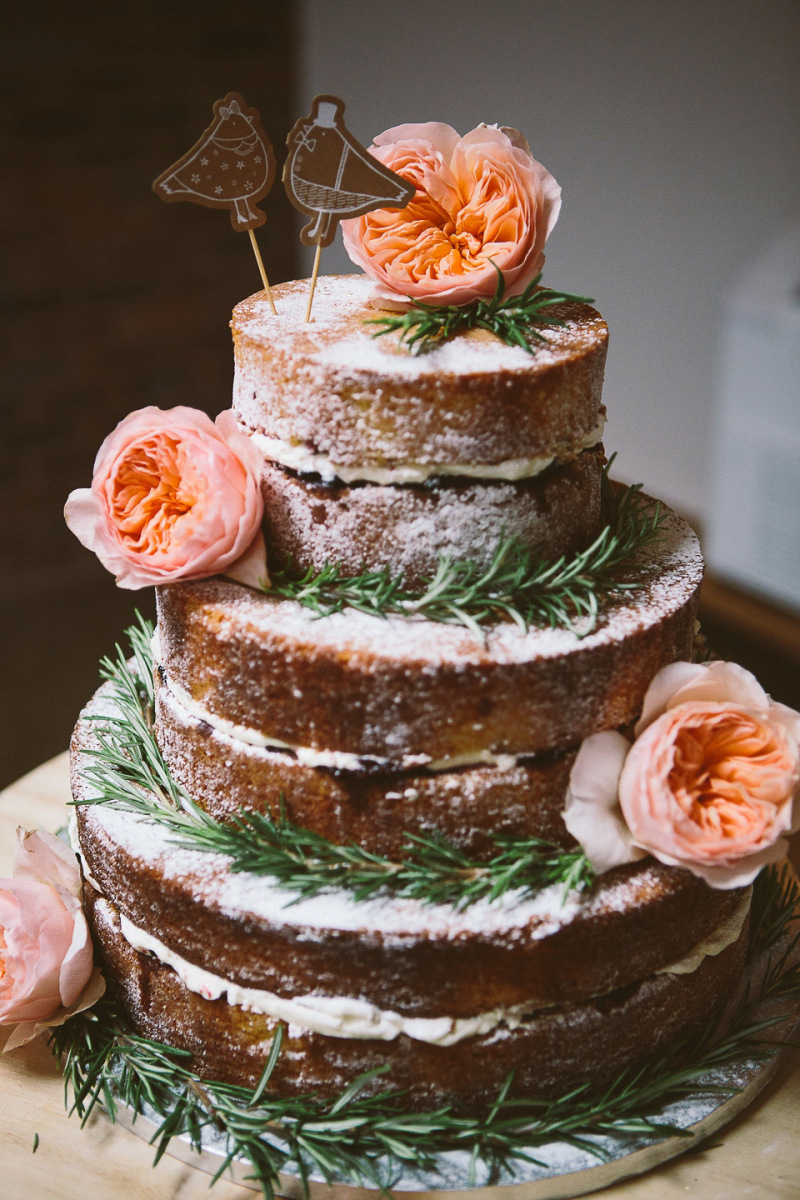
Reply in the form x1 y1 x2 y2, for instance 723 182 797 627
283 95 414 320
153 92 278 313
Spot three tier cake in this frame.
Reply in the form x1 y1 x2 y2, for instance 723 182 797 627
69 273 753 1110
55 118 799 1136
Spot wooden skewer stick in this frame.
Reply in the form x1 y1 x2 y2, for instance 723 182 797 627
305 243 323 323
248 228 277 315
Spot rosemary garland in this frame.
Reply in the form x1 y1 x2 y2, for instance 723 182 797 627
78 618 594 908
50 862 800 1200
266 467 665 639
365 266 594 356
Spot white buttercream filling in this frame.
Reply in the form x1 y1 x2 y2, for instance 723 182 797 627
111 893 749 1045
162 675 522 773
116 911 536 1045
251 421 605 485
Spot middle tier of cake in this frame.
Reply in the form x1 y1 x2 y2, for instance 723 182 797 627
152 501 703 856
232 274 611 583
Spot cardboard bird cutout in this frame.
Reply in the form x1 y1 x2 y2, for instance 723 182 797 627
153 92 278 311
283 95 414 247
153 92 276 230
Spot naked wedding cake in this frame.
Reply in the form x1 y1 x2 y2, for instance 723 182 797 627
57 121 799 1114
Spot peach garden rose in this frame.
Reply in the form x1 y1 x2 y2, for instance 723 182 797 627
65 407 266 589
1 828 103 1052
341 122 562 307
564 661 800 889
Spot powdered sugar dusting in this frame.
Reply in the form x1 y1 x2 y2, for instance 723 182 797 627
231 275 608 467
76 793 583 941
188 508 701 667
257 450 603 587
239 276 595 374
72 697 712 951
154 504 703 761
73 779 739 968
71 705 610 945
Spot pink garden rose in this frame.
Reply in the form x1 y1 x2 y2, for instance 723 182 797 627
564 661 800 889
65 407 267 589
1 828 103 1052
341 122 561 307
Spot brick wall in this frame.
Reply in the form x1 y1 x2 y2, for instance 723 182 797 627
1 3 299 784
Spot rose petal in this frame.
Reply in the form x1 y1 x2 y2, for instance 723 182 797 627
568 659 800 888
215 409 267 478
223 528 269 589
13 828 82 897
0 880 74 1022
373 122 462 161
620 669 800 887
645 838 789 890
63 489 103 554
498 125 533 156
635 661 706 734
57 896 94 1008
1 828 96 1037
2 969 106 1053
564 731 645 873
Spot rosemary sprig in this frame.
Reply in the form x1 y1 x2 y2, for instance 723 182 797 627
78 623 593 908
749 860 800 956
266 470 664 639
49 883 800 1200
145 810 595 911
82 612 186 813
365 266 594 356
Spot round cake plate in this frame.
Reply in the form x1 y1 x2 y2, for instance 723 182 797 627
110 1025 797 1200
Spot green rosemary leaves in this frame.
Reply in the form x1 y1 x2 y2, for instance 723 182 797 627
366 268 594 356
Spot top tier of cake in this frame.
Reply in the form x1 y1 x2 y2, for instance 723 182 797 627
231 276 610 581
232 275 608 476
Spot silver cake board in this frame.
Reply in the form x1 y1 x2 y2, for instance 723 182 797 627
109 1002 798 1200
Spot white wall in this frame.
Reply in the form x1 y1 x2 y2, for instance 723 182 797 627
296 0 800 524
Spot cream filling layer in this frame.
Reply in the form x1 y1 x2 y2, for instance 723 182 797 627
117 911 537 1045
251 422 605 485
161 675 521 773
112 895 749 1046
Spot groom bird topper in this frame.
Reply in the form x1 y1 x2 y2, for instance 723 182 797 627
153 92 276 231
283 95 414 247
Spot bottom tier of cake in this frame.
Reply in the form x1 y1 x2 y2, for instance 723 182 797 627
72 690 752 1112
85 887 749 1109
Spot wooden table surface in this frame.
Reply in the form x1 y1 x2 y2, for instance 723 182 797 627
1 755 798 1200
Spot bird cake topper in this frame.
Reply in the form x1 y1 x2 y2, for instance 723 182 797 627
153 92 278 311
284 94 414 319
